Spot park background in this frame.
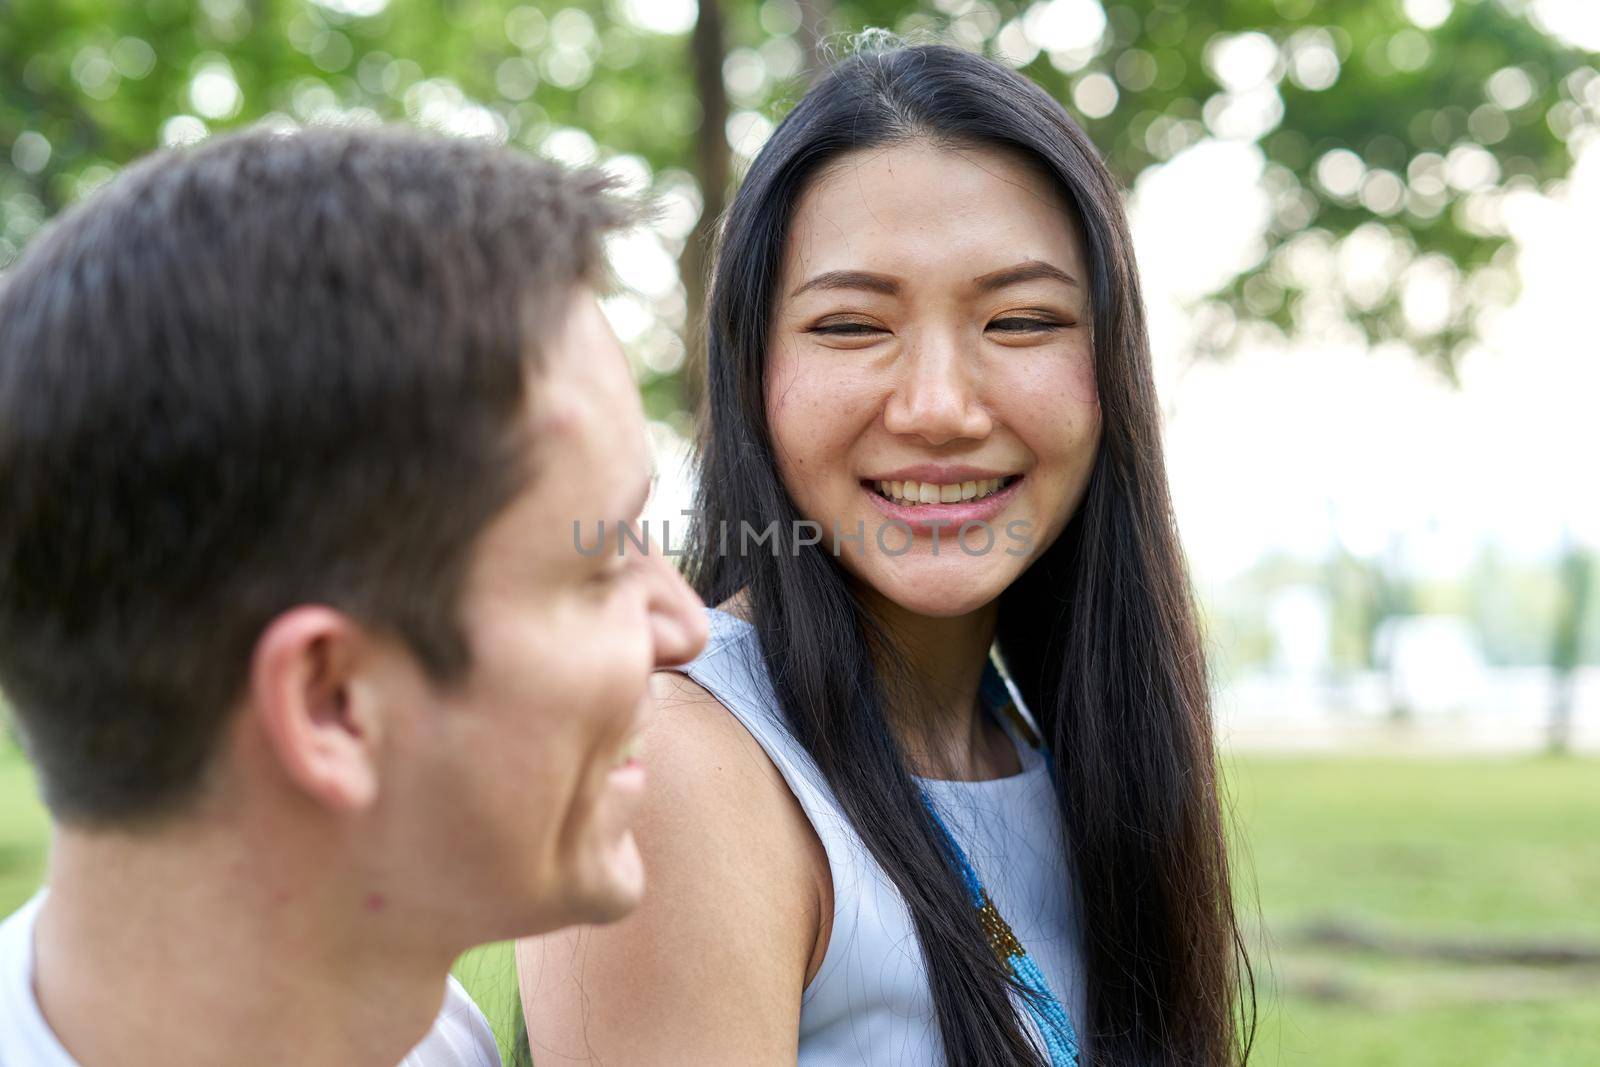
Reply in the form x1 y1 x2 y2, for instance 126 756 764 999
1 0 1597 1062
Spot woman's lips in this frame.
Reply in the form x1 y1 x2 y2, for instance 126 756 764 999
861 476 1024 537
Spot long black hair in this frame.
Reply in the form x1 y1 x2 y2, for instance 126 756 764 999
686 42 1254 1066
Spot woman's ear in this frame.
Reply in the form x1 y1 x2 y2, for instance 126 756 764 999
248 606 385 813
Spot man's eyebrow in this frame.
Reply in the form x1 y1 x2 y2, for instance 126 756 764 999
616 471 654 520
624 470 649 518
596 473 655 556
972 260 1079 292
790 270 901 298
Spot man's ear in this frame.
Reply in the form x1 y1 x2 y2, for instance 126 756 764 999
248 606 385 813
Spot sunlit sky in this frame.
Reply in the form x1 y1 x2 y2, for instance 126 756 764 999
1148 136 1599 583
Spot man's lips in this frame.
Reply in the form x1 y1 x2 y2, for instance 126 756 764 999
606 759 645 792
605 733 645 790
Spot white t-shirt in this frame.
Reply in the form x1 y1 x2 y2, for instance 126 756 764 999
0 892 501 1067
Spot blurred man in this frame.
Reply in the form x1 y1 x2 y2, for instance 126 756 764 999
0 127 706 1066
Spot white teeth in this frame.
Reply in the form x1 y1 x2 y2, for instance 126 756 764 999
873 477 1013 506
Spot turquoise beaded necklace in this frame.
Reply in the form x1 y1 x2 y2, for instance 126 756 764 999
918 663 1081 1066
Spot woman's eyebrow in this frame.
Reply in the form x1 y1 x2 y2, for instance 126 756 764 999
789 262 1077 298
790 269 901 298
972 259 1079 291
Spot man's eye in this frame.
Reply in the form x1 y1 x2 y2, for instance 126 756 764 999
591 558 631 587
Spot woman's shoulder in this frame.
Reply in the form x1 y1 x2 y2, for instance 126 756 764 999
645 600 807 839
644 665 773 782
649 602 762 733
521 661 826 1061
644 604 825 914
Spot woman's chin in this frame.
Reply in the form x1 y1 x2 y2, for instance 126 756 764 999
865 574 1007 619
891 595 993 619
844 552 1016 620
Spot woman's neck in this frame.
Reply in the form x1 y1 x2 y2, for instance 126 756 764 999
859 590 1018 781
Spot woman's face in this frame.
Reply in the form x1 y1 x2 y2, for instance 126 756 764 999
766 140 1102 619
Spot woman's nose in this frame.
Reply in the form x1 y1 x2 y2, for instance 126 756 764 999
881 335 992 445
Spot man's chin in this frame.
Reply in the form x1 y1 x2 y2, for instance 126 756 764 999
568 837 647 925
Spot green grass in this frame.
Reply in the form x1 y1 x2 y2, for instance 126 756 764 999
1229 756 1600 938
4 741 1598 1064
0 737 50 914
1229 756 1600 1065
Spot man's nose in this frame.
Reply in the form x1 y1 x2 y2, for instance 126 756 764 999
644 548 707 668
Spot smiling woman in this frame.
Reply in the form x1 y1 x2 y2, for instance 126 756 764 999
519 41 1254 1067
767 140 1100 622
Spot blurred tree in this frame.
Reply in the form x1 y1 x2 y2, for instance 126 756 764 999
1371 532 1420 721
1547 534 1593 754
2 0 1596 401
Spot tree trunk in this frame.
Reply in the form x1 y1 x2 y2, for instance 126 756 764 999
1377 535 1414 723
678 0 729 414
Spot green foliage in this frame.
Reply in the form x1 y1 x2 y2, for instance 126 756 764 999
3 0 1595 389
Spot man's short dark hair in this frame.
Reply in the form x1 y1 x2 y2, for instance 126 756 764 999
0 126 630 824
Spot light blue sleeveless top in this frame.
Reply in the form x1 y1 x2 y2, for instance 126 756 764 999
674 608 1086 1064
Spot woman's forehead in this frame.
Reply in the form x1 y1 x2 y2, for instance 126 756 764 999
782 141 1086 284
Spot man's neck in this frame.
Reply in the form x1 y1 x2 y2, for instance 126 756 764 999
33 817 453 1067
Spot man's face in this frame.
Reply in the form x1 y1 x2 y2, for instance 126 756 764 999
375 290 706 941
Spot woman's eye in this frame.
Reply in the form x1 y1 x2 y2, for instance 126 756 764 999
808 321 885 337
987 317 1064 334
